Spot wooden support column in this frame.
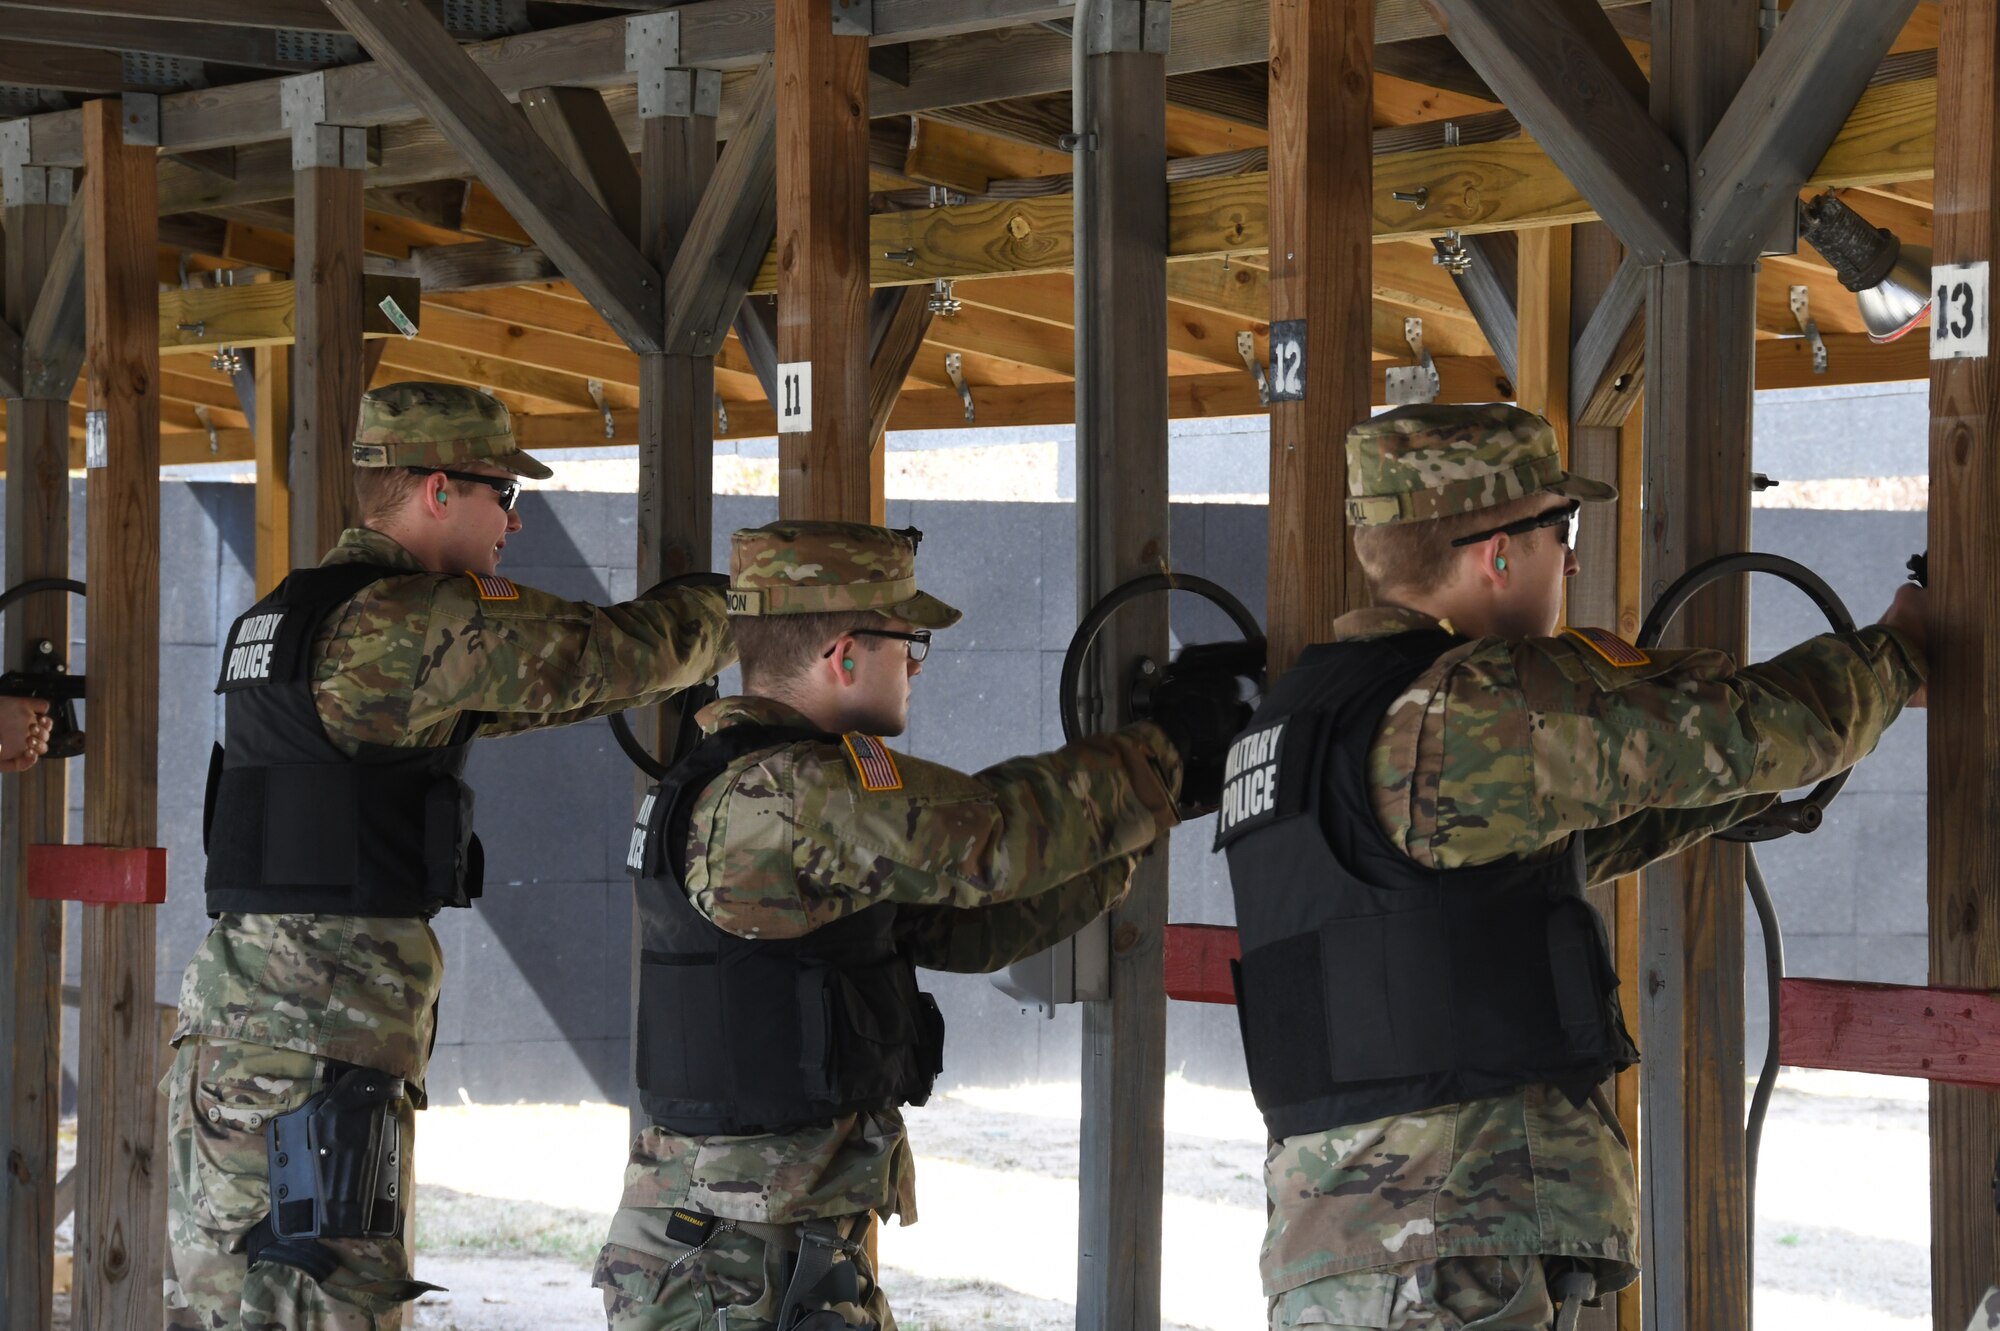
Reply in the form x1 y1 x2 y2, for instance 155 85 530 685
252 344 292 593
1638 4 1758 1327
775 0 872 521
288 86 366 567
1266 0 1373 673
1073 5 1169 1329
1515 226 1572 459
0 159 72 1331
75 96 163 1330
1927 2 2000 1325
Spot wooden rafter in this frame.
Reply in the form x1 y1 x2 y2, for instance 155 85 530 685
663 60 778 357
0 9 322 72
1691 0 1922 262
18 0 346 31
1434 232 1519 384
1570 253 1646 425
19 200 86 401
323 0 665 353
519 85 644 251
1427 0 1689 263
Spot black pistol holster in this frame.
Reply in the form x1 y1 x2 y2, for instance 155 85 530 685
777 1218 871 1330
245 1063 424 1287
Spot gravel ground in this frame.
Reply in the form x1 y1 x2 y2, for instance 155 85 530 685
48 1069 1934 1330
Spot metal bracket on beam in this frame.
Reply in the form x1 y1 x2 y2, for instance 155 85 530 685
121 93 161 148
637 67 722 121
1236 331 1270 407
0 118 31 201
587 378 615 439
927 280 960 317
193 404 220 455
716 398 729 435
282 72 370 171
1384 317 1441 406
1083 0 1171 55
1789 285 1828 374
1432 229 1473 274
943 352 974 423
624 12 682 77
832 0 873 37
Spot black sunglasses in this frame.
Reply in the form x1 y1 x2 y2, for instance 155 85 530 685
407 467 523 512
1449 498 1581 551
822 629 933 663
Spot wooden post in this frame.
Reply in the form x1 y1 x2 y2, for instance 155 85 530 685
1266 0 1373 673
864 288 937 525
1927 2 2000 1325
288 90 366 567
775 0 872 521
75 96 163 1331
0 161 72 1331
1639 4 1759 1326
252 344 292 593
1515 225 1573 460
1073 5 1169 1329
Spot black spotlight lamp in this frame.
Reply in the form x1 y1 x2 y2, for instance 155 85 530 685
1798 190 1932 344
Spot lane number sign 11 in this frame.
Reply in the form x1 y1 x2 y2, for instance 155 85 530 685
1268 320 1307 402
1932 261 1990 361
776 361 813 432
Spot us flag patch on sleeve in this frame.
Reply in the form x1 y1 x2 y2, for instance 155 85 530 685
843 734 903 792
1564 625 1650 668
465 571 520 601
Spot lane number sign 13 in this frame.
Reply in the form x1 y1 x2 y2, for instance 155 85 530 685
1267 319 1307 402
776 361 813 432
1932 261 1990 361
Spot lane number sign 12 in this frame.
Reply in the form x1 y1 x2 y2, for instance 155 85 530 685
1267 319 1307 402
776 361 813 433
1932 261 1990 361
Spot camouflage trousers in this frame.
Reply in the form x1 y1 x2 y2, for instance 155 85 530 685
594 1206 892 1331
162 1037 430 1330
1271 1255 1564 1330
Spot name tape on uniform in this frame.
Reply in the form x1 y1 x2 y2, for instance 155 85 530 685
221 610 286 685
1215 721 1285 842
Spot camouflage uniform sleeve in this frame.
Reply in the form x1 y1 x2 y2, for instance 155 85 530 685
1579 794 1778 884
1392 624 1923 867
895 854 1139 973
400 580 734 736
689 721 1179 939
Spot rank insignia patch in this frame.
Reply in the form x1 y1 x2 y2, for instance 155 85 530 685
465 571 520 601
843 734 903 792
1564 626 1650 668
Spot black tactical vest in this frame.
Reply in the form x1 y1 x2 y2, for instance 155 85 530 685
1217 630 1636 1141
203 563 484 919
627 720 945 1136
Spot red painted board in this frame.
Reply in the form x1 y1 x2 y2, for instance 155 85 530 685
1778 976 2000 1087
25 843 168 905
1164 922 1241 1005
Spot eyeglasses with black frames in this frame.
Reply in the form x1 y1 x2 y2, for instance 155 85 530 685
406 467 523 513
1448 498 1581 551
822 629 933 663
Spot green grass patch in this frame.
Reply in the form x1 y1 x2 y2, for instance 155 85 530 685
414 1186 605 1267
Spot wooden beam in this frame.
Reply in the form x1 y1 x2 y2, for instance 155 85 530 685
253 344 292 593
732 293 781 405
1266 0 1373 675
1426 0 1688 263
0 314 21 402
1436 231 1519 384
1926 0 2000 1323
75 96 163 1331
1692 0 1923 263
1073 10 1169 1330
1373 34 1499 102
401 240 562 292
1639 1 1759 1325
1515 225 1573 456
0 9 324 71
1570 254 1646 426
291 145 366 567
0 176 72 1331
1778 979 2000 1085
20 200 86 402
863 286 936 521
159 275 420 352
0 44 126 95
775 1 873 521
520 85 644 251
325 0 665 354
21 0 344 31
663 60 778 357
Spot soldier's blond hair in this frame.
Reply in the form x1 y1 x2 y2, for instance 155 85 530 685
734 610 895 692
1352 494 1550 598
353 466 477 525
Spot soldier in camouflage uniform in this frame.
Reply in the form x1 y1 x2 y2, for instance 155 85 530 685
594 520 1198 1330
163 382 736 1330
1219 403 1928 1330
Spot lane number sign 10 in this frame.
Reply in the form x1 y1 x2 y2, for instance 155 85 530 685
1932 261 1990 361
1267 319 1307 402
776 361 813 432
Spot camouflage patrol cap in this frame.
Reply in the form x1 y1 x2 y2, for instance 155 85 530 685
1344 402 1617 527
350 381 553 480
727 520 962 629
